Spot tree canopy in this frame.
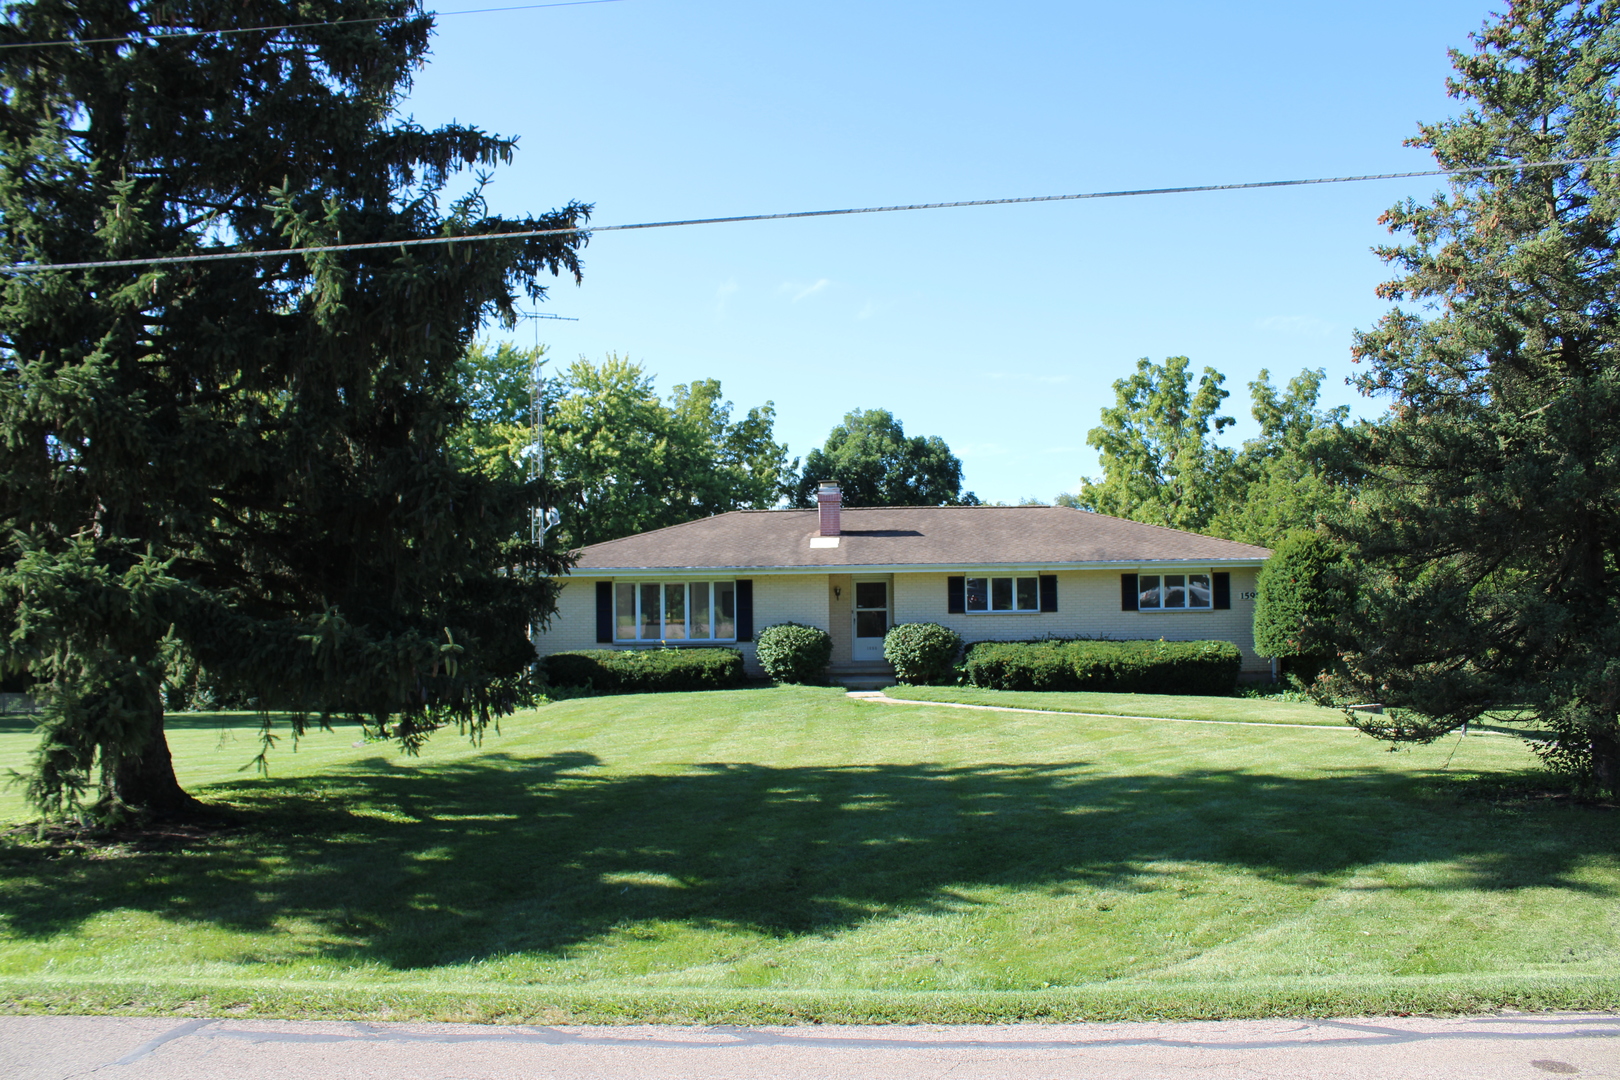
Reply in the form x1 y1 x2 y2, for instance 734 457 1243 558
1070 358 1349 545
1072 357 1236 533
0 1 587 819
1206 368 1352 546
542 353 794 548
1323 0 1620 793
450 340 543 485
791 408 978 507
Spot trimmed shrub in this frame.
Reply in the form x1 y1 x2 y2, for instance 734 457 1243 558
542 647 745 693
883 622 963 685
754 622 833 684
1254 529 1347 680
963 638 1242 696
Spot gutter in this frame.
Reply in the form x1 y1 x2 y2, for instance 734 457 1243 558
565 559 1268 578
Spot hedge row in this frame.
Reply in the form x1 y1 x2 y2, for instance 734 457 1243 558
542 648 746 693
963 638 1242 696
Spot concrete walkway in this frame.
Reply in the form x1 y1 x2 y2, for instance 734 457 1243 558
846 689 1366 731
3 1012 1616 1079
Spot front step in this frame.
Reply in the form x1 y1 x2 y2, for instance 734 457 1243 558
827 667 895 690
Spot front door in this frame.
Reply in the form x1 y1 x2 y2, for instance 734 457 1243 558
852 577 890 663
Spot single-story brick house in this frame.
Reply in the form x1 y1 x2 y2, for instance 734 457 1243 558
535 482 1274 680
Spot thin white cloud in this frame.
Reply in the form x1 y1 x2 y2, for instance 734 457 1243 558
790 278 830 303
714 279 738 319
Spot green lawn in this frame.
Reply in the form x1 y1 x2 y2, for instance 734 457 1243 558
0 687 1615 1024
881 685 1351 726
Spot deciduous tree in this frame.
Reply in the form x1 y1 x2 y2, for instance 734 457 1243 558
543 354 793 548
1073 357 1235 532
791 408 977 507
1207 368 1352 547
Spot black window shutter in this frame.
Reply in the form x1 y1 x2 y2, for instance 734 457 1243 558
595 581 613 643
947 576 965 614
1121 573 1139 612
1213 571 1231 610
736 579 754 640
1039 575 1058 612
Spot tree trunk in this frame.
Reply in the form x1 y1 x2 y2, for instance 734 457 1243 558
104 692 206 818
1593 729 1619 798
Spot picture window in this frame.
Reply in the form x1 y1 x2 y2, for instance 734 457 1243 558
1137 572 1212 611
965 575 1041 613
616 581 736 640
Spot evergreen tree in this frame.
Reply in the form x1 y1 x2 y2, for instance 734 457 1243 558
790 408 978 508
1252 530 1346 681
1326 0 1620 792
0 1 589 820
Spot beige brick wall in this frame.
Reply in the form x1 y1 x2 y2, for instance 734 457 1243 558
749 574 832 675
536 567 1267 676
533 578 602 655
826 574 854 666
533 574 833 677
894 568 1268 672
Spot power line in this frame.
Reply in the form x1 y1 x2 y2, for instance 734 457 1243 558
2 156 1613 276
0 0 626 51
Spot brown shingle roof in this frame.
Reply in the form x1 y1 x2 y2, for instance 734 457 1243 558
571 505 1270 572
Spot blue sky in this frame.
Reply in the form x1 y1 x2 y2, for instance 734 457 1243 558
401 0 1500 504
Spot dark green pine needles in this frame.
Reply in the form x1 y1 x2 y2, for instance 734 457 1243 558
1326 0 1620 794
0 1 588 820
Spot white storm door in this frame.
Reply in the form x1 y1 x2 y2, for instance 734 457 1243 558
852 577 890 663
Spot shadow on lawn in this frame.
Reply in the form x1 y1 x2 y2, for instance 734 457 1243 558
2 752 1615 970
0 711 355 734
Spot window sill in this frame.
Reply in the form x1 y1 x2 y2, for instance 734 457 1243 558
611 640 740 646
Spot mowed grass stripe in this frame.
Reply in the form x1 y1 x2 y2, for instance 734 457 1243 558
0 687 1615 1021
881 686 1356 726
863 691 1355 731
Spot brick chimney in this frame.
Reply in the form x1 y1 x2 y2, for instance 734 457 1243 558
816 480 842 537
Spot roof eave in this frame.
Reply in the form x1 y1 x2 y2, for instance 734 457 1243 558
568 557 1269 576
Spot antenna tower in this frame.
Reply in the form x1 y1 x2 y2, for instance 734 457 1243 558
515 311 575 545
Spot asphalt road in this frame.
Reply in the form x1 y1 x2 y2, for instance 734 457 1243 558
3 1011 1616 1079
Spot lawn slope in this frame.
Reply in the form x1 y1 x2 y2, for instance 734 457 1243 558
1 687 1615 1023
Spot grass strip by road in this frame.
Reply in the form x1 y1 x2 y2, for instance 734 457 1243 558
2 974 1616 1025
880 685 1353 726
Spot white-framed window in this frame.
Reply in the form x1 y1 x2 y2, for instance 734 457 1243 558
615 580 737 641
965 575 1041 613
1138 572 1212 611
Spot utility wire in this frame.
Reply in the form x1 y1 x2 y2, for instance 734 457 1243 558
2 156 1613 275
0 0 625 51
